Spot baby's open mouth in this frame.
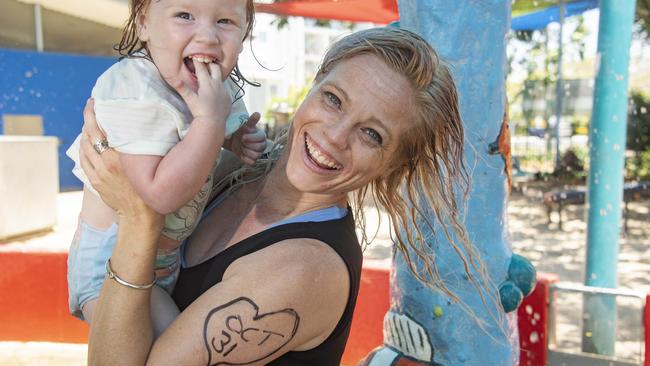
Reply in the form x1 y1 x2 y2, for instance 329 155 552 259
183 55 217 75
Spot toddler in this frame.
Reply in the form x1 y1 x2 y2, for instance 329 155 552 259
66 0 264 335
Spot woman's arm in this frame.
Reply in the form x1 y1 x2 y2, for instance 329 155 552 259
78 102 163 364
88 214 161 365
148 239 350 366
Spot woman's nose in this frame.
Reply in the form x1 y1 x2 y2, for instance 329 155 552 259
323 120 350 150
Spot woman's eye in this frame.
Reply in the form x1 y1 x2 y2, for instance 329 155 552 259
362 128 383 145
176 12 193 20
217 18 233 24
324 91 341 109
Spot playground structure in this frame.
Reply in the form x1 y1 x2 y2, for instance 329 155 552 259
543 180 650 231
0 0 647 364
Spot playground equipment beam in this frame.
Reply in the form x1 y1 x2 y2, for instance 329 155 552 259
359 1 518 364
554 0 565 170
583 0 637 356
33 4 43 52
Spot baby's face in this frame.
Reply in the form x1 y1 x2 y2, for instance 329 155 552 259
137 0 247 92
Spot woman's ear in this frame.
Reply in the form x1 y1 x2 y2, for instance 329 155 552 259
136 11 149 42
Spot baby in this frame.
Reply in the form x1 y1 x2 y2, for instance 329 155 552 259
65 0 264 335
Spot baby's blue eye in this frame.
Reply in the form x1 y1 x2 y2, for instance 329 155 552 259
176 12 193 20
362 128 383 145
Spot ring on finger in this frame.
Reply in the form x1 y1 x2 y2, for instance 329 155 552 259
93 138 110 154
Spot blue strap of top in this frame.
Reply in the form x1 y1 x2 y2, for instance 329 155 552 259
267 205 348 228
180 189 347 267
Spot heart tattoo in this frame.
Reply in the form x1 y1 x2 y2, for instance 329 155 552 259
203 297 300 365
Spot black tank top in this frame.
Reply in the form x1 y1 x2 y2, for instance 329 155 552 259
172 212 363 365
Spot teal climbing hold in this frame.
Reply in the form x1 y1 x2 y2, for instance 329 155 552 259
499 281 524 313
508 253 537 296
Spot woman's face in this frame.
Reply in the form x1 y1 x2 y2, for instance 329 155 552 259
285 53 415 197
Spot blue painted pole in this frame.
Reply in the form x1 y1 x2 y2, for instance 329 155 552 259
583 0 637 356
360 2 527 365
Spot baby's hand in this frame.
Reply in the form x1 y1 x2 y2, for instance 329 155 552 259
170 60 231 125
229 113 267 165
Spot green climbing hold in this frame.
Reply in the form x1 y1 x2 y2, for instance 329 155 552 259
433 305 444 318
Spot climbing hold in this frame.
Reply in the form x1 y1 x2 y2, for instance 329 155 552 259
499 281 523 313
508 253 537 296
433 305 443 318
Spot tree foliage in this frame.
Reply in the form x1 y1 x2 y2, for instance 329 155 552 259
627 92 650 153
636 0 650 40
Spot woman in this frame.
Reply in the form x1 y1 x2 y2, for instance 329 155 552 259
81 27 487 365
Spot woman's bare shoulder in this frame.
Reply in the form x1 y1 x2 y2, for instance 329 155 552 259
229 237 349 286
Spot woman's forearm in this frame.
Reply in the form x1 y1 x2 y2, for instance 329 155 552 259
88 215 161 366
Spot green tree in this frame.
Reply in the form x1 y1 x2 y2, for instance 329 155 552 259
636 0 650 40
626 92 650 180
627 92 650 153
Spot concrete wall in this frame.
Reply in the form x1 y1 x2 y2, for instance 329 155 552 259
0 136 58 239
0 47 115 190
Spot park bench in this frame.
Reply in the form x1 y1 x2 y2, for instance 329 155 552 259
543 181 650 231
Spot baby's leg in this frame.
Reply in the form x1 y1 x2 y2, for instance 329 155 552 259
81 286 179 338
151 285 181 338
151 240 182 337
67 217 118 321
81 298 98 324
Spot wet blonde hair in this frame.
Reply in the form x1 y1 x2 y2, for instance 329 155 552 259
317 27 496 304
218 27 500 324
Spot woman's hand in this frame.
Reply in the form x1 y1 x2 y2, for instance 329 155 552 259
79 99 163 228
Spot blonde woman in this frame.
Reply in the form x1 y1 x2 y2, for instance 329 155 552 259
81 27 486 365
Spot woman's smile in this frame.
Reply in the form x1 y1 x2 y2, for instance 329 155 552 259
304 132 342 171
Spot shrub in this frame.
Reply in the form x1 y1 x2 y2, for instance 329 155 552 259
627 92 650 153
626 146 650 180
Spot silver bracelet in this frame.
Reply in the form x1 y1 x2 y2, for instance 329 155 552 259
105 258 157 290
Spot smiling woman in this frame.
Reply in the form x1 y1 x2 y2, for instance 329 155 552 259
81 26 483 366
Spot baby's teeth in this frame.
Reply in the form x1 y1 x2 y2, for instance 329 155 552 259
190 56 214 63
